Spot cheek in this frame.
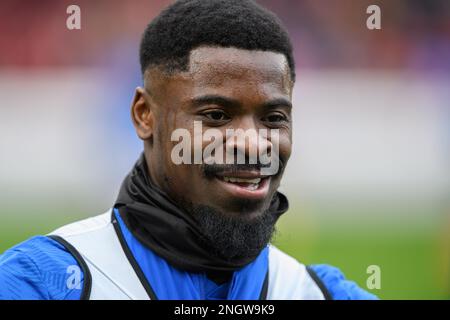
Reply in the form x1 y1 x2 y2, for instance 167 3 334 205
166 164 209 205
277 133 292 162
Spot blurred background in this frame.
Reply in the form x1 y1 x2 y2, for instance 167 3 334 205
0 0 449 299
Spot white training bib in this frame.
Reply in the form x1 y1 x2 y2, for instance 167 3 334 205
49 209 327 300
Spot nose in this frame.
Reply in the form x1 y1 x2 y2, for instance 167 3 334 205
225 117 272 165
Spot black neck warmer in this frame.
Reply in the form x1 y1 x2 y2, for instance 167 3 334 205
114 154 289 274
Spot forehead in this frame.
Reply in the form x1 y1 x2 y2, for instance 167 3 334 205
145 46 293 105
187 46 292 89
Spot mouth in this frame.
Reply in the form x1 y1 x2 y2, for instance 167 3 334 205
213 171 271 200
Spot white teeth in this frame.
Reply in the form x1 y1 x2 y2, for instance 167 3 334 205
222 177 261 184
221 176 261 191
247 183 258 191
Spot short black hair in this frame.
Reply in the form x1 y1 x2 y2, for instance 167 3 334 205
139 0 295 81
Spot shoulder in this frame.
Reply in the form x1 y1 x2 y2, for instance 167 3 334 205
50 211 111 239
267 245 325 299
308 264 379 300
0 235 84 300
267 245 307 281
268 246 378 300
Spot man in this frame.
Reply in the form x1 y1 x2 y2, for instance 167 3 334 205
0 0 377 300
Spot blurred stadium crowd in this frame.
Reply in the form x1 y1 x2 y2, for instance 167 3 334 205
0 0 449 71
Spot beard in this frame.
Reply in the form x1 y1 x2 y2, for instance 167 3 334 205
190 163 285 260
162 161 286 263
184 200 279 262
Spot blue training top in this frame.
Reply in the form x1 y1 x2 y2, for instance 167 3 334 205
0 213 378 300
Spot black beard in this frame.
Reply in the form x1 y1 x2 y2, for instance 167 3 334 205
187 203 279 262
116 153 289 274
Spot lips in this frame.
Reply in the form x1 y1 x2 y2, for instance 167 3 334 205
221 176 261 191
213 171 271 199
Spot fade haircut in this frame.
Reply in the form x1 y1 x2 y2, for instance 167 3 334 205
139 0 295 81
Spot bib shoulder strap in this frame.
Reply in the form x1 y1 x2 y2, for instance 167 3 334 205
48 210 150 300
267 245 330 300
47 234 92 300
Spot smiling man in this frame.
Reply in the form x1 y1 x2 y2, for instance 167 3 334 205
0 0 377 300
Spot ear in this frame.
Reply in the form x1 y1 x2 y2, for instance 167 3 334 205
131 87 154 140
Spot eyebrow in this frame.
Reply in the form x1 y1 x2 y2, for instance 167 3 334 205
191 95 241 109
262 98 292 110
190 94 292 110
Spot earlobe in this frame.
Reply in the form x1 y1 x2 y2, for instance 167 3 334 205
131 87 154 140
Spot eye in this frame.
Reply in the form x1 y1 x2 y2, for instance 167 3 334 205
203 110 230 122
262 112 287 123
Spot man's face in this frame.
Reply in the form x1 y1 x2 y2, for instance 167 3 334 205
133 46 293 220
